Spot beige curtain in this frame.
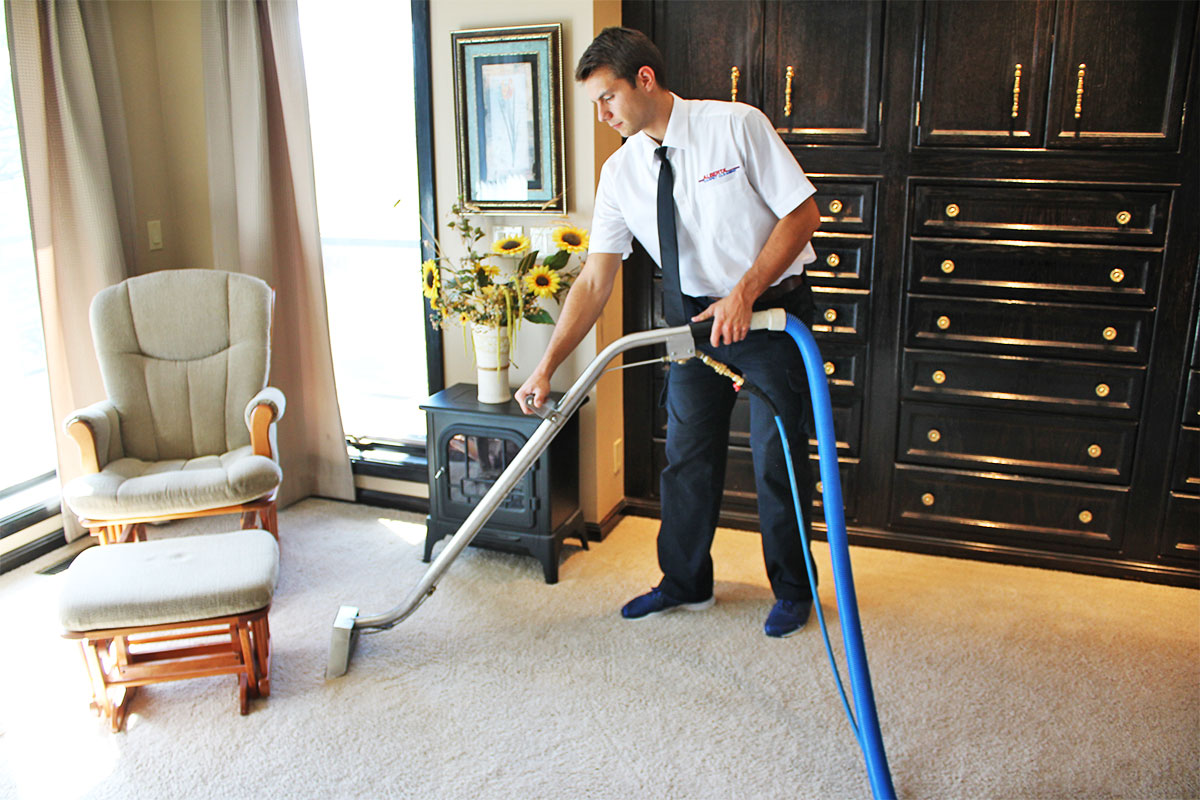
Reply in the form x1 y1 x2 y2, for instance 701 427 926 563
201 0 353 507
6 0 136 541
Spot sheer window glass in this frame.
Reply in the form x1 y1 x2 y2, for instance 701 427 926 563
298 0 426 443
0 11 56 495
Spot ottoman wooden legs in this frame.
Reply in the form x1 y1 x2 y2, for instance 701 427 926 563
64 608 272 732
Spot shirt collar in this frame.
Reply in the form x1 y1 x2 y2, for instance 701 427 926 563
636 94 688 165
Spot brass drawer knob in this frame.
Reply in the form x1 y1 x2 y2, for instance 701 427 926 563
1116 210 1131 226
1095 383 1110 398
1087 444 1102 458
1109 268 1125 284
945 203 960 218
932 370 947 385
936 315 951 330
921 492 935 507
824 308 838 323
927 428 942 443
940 259 955 274
828 199 843 214
815 481 824 494
824 361 836 376
1102 326 1118 341
1078 510 1093 524
826 252 841 268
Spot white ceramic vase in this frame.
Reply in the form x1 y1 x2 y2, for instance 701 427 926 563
471 323 511 404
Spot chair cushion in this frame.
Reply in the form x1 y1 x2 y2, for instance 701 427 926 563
62 445 281 521
59 530 279 632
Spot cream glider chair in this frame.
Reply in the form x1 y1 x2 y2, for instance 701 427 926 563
62 269 285 544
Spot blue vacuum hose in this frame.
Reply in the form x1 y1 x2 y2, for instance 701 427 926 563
781 313 896 800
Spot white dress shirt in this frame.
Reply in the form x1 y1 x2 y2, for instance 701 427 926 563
590 95 817 298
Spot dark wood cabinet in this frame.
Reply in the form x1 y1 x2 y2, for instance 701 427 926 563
639 1 764 105
1046 0 1196 149
1161 262 1200 560
626 0 885 144
764 0 886 144
916 0 1196 150
621 0 1199 586
916 0 1055 147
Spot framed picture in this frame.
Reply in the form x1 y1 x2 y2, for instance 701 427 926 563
451 24 565 214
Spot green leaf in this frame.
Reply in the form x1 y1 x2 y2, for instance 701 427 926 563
524 308 554 324
543 250 569 269
518 251 538 271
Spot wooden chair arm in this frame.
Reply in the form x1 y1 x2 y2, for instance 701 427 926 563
249 404 276 459
67 418 101 474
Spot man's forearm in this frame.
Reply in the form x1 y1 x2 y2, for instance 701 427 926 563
732 195 821 305
532 252 622 380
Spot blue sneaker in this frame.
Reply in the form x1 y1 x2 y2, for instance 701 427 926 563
621 587 714 620
764 599 812 638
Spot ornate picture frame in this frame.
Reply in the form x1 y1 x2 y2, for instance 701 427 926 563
451 24 566 215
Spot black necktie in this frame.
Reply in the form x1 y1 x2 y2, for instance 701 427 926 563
656 145 686 326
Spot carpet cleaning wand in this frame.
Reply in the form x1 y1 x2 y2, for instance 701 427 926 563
325 309 894 798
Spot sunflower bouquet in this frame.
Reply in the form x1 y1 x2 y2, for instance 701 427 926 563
421 202 587 333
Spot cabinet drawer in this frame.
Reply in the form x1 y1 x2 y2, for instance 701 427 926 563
898 401 1137 483
902 349 1145 419
809 234 872 289
813 181 875 233
912 184 1169 244
1184 370 1200 427
651 378 863 456
812 289 869 342
649 444 858 521
812 456 859 522
817 343 867 395
890 465 1126 550
1161 493 1199 559
728 392 862 456
1173 427 1200 494
908 239 1160 305
906 295 1153 363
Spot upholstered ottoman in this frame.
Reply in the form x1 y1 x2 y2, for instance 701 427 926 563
58 530 279 731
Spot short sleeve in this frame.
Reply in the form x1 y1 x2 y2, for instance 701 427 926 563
736 107 816 219
588 158 634 258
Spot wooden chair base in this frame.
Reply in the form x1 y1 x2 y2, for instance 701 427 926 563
64 608 271 732
83 493 279 546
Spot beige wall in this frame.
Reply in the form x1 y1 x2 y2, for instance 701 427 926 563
108 0 626 524
430 0 625 524
109 0 211 275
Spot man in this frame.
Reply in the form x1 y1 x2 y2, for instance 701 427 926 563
515 27 821 638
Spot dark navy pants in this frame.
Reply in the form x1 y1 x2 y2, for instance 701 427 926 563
656 284 817 604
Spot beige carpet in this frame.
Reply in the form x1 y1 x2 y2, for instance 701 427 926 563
0 498 1196 799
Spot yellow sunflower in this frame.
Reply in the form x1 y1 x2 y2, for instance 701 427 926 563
421 259 440 300
473 262 499 284
552 225 589 253
491 234 530 256
525 265 562 298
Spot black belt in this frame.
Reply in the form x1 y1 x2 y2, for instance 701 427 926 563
757 273 806 304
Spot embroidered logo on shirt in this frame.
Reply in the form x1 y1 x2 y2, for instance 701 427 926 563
698 165 741 183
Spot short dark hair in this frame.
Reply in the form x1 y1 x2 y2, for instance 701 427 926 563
575 26 667 89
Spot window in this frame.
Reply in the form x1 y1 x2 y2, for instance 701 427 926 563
0 11 56 503
299 0 428 444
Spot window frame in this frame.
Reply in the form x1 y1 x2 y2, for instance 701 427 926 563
346 0 440 485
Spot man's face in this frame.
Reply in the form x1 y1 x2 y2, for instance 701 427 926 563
583 67 653 137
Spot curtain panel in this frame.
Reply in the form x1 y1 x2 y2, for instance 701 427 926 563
201 0 353 507
6 0 135 540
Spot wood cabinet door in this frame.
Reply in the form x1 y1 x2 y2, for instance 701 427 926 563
651 0 765 106
762 0 885 145
916 0 1054 147
1046 0 1196 149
